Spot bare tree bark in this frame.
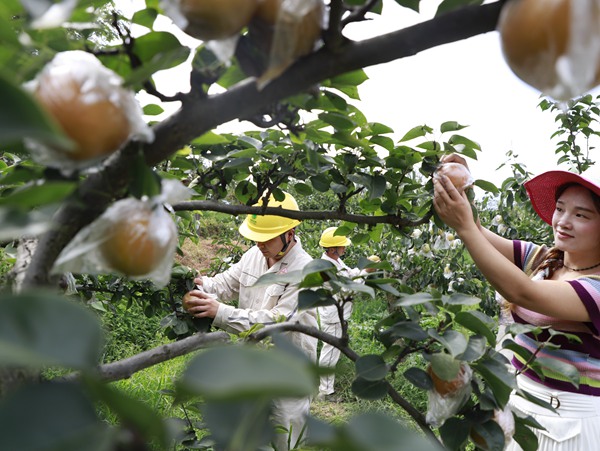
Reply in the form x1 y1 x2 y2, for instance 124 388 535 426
8 237 37 292
171 200 432 227
61 331 230 383
22 2 505 288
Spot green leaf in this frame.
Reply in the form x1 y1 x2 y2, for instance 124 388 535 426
470 420 507 451
142 103 164 116
370 135 395 150
443 293 481 306
351 377 388 400
129 156 161 199
436 0 484 17
440 121 467 133
474 179 499 193
472 356 517 406
365 278 401 296
0 70 71 148
513 417 540 451
0 291 103 369
0 383 110 451
379 320 428 343
369 122 394 135
536 357 580 388
318 112 356 130
127 33 189 86
131 7 158 29
429 353 462 382
298 289 334 310
178 345 315 400
501 338 536 364
403 367 433 390
223 157 253 169
199 400 273 451
87 380 168 448
191 131 231 145
0 181 76 209
439 417 471 450
449 134 481 151
393 292 434 307
218 62 247 89
455 310 497 347
368 174 387 200
310 173 331 192
394 0 420 13
304 258 337 275
344 412 434 451
253 269 305 287
336 280 375 298
293 182 312 196
459 335 487 362
355 355 388 381
0 207 52 241
429 330 468 357
132 31 184 64
399 125 432 142
329 70 369 87
234 180 258 204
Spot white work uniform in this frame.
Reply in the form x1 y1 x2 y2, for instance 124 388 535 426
317 252 363 396
201 238 317 450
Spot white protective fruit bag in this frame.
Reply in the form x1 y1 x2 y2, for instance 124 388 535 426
498 0 600 101
433 162 475 192
426 363 473 428
53 179 191 287
24 50 153 170
257 0 324 88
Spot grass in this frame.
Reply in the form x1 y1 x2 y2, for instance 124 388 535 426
176 238 225 274
100 353 195 424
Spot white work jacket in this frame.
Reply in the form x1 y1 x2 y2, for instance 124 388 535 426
317 252 364 325
201 238 318 360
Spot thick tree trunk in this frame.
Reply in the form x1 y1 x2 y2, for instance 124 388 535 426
7 237 37 292
1 238 42 397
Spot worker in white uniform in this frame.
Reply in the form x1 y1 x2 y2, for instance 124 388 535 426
182 191 317 451
316 226 377 400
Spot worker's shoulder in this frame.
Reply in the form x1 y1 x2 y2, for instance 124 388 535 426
287 247 313 268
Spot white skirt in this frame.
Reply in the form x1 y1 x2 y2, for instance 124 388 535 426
506 375 600 451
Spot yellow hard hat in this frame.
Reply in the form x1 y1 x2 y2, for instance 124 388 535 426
319 227 351 248
239 191 301 242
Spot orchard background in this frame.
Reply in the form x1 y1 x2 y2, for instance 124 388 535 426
1 0 600 450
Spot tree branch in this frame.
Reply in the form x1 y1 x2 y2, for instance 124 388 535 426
60 331 230 383
23 2 504 288
171 200 432 227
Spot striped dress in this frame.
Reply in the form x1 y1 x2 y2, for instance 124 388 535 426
505 240 600 451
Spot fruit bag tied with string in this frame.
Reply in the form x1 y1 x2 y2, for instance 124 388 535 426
433 162 475 192
426 361 473 428
24 50 153 171
498 0 600 101
256 0 324 88
52 180 191 288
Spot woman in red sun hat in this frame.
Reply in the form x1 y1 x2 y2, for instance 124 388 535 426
434 154 600 451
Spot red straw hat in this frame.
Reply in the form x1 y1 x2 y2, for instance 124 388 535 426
524 170 600 225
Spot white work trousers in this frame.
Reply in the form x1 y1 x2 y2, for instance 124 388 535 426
318 321 342 395
271 396 311 451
